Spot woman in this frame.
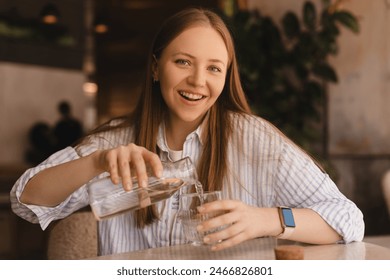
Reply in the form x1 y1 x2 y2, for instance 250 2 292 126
11 7 364 256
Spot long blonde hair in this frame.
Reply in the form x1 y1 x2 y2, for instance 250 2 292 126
91 8 252 227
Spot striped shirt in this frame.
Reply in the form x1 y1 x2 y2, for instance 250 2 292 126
10 113 365 256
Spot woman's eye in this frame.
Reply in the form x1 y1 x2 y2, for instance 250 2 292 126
209 66 222 73
175 59 190 66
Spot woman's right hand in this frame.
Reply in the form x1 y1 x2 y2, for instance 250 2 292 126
95 143 163 191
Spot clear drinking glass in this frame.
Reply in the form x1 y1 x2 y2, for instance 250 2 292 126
177 191 226 246
88 156 198 220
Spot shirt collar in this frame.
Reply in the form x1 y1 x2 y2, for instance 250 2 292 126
156 115 207 153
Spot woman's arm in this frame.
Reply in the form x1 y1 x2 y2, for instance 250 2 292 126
20 151 103 206
197 201 341 251
20 144 163 207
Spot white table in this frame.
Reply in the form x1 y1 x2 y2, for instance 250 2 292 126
91 237 390 260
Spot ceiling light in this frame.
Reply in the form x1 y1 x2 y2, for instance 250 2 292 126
40 3 60 24
94 16 109 34
83 82 98 97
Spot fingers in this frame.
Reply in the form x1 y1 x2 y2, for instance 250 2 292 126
209 232 249 251
142 151 163 178
200 217 251 251
105 148 120 185
197 199 239 214
131 146 163 188
117 146 132 189
196 200 260 251
99 143 162 191
197 213 249 251
130 149 148 189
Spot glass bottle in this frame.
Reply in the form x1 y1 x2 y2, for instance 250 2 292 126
88 157 198 220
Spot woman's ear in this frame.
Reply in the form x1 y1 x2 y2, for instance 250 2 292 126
151 55 159 82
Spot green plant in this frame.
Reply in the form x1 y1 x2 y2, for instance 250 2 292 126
223 0 359 159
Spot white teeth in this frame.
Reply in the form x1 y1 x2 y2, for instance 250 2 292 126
179 91 203 101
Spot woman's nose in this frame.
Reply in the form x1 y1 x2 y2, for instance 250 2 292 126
187 68 206 87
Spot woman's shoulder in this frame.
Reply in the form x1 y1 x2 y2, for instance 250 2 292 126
101 116 130 128
80 116 135 148
227 112 289 159
229 112 283 136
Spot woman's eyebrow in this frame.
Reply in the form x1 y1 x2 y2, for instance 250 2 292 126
209 58 226 67
173 52 226 67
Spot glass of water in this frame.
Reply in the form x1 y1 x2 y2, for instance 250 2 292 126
177 191 226 246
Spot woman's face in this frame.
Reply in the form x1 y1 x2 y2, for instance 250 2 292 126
154 26 228 127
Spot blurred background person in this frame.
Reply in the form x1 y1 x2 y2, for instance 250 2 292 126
53 100 84 151
25 122 56 165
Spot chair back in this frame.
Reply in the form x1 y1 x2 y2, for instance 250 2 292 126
47 210 98 259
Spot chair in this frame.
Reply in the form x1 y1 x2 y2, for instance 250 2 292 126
46 210 98 259
382 170 390 217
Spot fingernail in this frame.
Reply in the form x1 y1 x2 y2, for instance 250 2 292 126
203 237 210 243
156 170 163 178
197 206 205 212
211 245 217 251
140 179 148 188
197 225 203 231
125 182 132 191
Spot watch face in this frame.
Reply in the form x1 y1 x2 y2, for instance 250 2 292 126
282 208 295 227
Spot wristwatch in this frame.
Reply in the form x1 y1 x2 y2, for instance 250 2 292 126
276 206 296 239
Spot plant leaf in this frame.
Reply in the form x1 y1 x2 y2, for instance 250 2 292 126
282 12 300 39
303 1 316 31
333 11 360 33
305 81 324 98
313 63 338 82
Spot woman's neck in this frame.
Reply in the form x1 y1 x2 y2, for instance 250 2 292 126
164 118 200 151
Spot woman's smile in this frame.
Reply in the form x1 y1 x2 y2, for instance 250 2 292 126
178 90 205 101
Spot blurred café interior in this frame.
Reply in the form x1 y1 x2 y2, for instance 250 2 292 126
0 0 390 259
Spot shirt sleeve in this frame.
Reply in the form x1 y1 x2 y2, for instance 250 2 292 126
274 141 365 243
10 146 94 230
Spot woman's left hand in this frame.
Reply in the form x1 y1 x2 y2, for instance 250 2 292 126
196 200 281 251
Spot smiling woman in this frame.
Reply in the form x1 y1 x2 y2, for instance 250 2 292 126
152 26 228 149
10 7 364 257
